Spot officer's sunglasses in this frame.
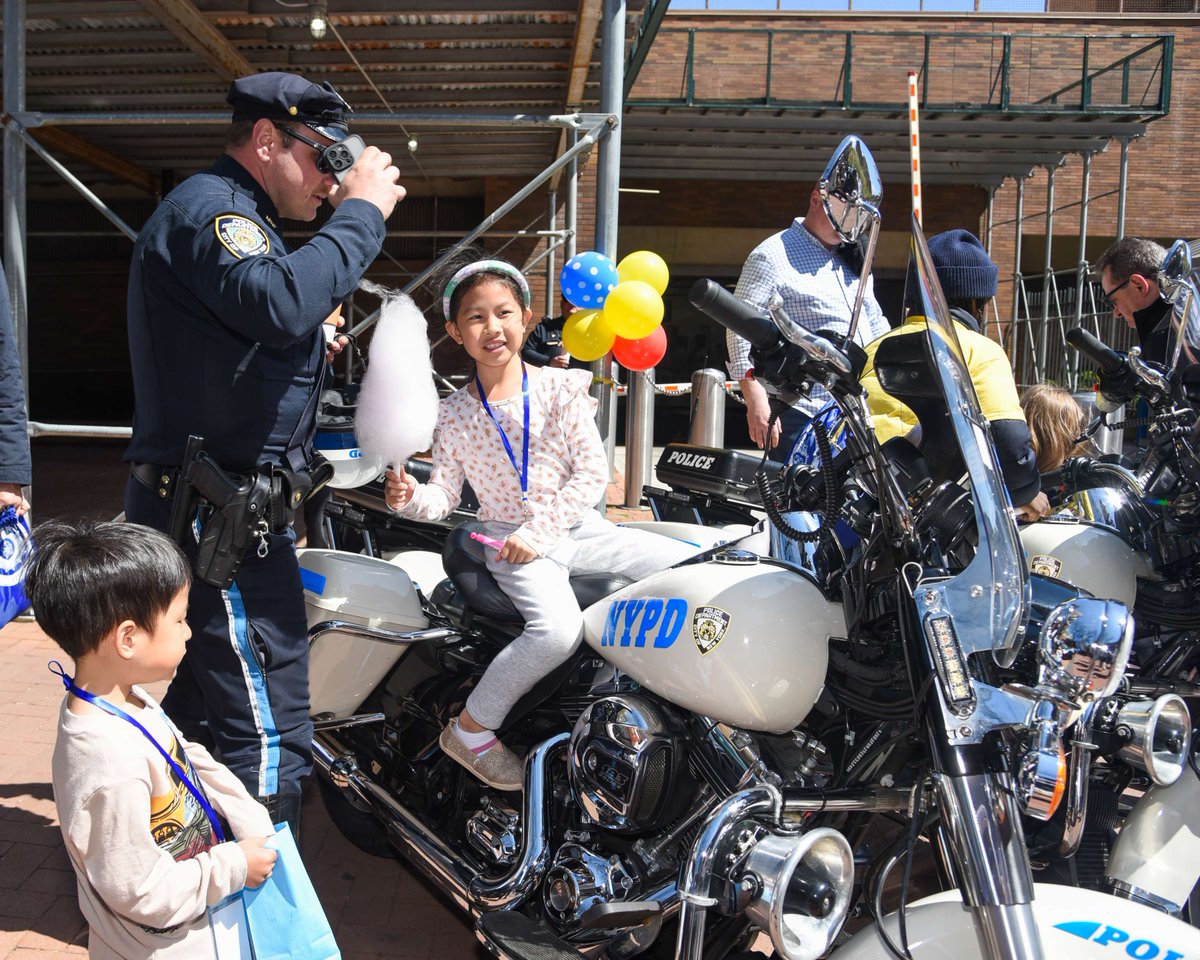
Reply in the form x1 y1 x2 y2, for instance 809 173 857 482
272 122 364 182
1101 277 1131 308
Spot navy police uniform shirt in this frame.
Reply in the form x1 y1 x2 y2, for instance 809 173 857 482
126 154 385 472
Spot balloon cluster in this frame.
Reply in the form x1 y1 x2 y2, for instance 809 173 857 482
559 250 669 371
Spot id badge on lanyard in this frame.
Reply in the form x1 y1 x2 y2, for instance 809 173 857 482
209 893 252 958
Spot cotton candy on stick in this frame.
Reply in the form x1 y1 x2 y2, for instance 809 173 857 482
355 282 440 472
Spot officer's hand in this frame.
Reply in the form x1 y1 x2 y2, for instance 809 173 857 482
497 534 537 564
323 306 350 363
384 466 417 512
0 484 28 517
549 354 570 369
329 145 407 220
742 378 781 451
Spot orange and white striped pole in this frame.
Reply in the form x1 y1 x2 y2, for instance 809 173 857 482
908 70 922 226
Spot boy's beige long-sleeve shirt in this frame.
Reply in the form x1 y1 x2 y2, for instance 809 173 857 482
52 687 274 959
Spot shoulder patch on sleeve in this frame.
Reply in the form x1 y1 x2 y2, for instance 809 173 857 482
213 213 270 259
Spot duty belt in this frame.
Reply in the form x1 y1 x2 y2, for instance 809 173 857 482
131 462 180 501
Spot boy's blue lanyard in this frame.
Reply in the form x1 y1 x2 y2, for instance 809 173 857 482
475 362 531 517
47 661 226 843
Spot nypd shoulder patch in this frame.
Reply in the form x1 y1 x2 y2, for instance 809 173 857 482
214 214 270 259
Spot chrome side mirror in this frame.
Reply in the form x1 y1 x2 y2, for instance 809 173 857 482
1037 598 1132 704
1158 239 1194 307
818 135 882 244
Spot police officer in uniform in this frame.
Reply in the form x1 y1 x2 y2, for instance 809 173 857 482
124 72 406 833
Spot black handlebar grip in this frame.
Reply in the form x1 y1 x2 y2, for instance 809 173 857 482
688 278 779 351
1066 327 1124 374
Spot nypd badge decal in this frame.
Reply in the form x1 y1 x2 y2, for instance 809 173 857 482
1030 554 1062 579
692 605 730 655
214 214 270 259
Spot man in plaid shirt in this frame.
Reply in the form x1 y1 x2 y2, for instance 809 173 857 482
728 186 889 462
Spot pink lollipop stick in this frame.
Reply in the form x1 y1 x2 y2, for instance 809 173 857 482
469 531 506 551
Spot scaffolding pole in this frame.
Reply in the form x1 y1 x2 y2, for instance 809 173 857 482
8 121 138 242
1010 177 1025 376
546 189 557 310
3 0 28 387
595 0 626 506
1070 152 1092 387
1036 163 1058 384
347 116 608 338
1116 138 1130 241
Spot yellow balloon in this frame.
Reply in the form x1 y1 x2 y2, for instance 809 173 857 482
617 250 670 295
561 308 615 362
602 280 664 340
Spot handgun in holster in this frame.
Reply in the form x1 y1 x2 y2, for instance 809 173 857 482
168 435 273 590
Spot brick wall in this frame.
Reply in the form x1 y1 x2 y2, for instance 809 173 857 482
629 10 1199 350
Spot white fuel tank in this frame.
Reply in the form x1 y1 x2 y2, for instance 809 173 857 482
1107 762 1200 913
617 520 755 552
835 882 1200 958
581 553 841 734
1020 517 1153 609
299 549 429 718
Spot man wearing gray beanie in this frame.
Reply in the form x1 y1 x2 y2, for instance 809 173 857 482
862 229 1048 521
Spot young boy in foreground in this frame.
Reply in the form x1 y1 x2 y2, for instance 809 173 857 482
25 520 277 959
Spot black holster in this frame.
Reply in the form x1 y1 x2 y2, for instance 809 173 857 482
168 436 273 589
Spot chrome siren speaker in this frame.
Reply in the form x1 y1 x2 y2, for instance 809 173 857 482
1095 694 1192 785
741 827 854 960
568 695 690 832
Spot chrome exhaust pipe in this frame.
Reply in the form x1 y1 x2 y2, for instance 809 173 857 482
313 730 569 912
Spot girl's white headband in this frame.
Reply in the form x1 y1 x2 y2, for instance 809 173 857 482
442 260 531 321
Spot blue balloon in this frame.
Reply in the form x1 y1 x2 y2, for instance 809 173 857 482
560 252 620 309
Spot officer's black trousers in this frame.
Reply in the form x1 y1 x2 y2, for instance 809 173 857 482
125 476 313 799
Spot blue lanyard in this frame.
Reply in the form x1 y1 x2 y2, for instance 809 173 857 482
475 362 531 516
48 661 226 843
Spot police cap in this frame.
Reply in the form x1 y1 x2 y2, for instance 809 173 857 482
226 72 351 142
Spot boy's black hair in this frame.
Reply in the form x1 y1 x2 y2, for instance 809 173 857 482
430 243 524 325
22 520 191 659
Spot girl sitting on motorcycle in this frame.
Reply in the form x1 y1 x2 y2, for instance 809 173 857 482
383 249 695 791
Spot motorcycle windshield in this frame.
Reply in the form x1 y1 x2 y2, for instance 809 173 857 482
1158 239 1200 374
911 220 1028 665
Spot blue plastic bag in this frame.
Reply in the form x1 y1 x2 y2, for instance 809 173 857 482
0 506 30 628
243 823 341 960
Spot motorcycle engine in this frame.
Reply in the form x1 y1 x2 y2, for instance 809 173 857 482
568 694 692 834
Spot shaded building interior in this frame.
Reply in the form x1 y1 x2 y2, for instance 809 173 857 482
1 0 1196 467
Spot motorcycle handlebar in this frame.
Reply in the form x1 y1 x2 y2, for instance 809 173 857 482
688 279 780 351
1066 327 1124 374
1041 456 1145 499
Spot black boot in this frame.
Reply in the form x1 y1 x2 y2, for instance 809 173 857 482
257 792 302 843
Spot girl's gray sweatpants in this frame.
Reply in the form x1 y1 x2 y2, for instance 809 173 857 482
464 510 698 730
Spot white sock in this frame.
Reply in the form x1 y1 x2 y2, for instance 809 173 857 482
452 720 499 756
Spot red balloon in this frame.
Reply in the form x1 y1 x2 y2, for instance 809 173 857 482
612 325 667 371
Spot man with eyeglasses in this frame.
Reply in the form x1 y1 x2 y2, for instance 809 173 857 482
1095 237 1170 365
123 71 407 837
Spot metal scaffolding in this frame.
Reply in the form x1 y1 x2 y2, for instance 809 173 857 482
1 0 640 494
997 143 1136 390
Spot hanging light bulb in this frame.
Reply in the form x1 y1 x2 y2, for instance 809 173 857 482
308 1 328 40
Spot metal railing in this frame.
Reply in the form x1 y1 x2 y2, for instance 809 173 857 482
628 26 1172 116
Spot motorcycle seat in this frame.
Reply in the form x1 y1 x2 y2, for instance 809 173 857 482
442 523 633 624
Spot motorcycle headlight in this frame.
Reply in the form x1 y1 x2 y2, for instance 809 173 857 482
1036 597 1133 704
